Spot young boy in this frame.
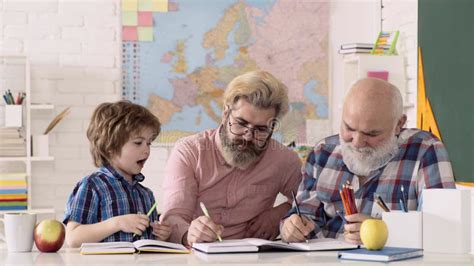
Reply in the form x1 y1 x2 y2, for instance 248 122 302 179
63 101 171 248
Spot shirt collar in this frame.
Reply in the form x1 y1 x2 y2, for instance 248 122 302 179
101 164 145 184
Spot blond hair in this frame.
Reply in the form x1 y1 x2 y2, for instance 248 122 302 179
87 101 161 167
223 70 289 118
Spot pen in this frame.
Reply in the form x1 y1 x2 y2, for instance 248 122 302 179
291 191 309 243
200 202 223 242
3 94 9 105
399 198 407 212
336 210 348 224
374 193 390 212
7 90 14 105
400 185 408 212
132 202 158 238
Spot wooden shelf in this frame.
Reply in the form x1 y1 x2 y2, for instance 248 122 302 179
0 156 54 162
0 157 27 162
31 104 54 110
31 156 54 161
0 55 55 213
0 208 55 215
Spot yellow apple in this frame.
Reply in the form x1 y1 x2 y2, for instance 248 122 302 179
360 219 388 250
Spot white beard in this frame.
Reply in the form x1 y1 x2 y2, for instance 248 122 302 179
340 134 399 176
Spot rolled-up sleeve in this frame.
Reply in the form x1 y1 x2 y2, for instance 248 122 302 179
160 139 199 244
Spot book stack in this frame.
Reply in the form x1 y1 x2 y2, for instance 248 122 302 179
0 173 28 211
372 31 399 55
338 43 374 54
0 128 26 157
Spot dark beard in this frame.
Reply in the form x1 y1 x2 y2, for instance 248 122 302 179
219 127 266 169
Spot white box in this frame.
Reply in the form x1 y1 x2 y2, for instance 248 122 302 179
382 211 422 249
32 135 49 157
422 189 471 254
5 105 22 127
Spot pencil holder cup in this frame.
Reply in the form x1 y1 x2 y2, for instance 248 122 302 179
382 211 422 249
422 189 470 254
32 135 49 157
5 105 22 127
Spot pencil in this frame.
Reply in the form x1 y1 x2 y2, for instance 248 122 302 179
146 202 158 217
200 202 223 242
374 193 390 212
291 191 309 243
132 202 158 237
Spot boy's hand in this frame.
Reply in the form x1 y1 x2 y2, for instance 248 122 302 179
114 214 150 235
151 221 172 241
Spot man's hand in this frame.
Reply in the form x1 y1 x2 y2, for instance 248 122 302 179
186 216 224 245
281 214 315 242
343 213 373 245
113 214 149 236
244 204 290 240
151 221 172 241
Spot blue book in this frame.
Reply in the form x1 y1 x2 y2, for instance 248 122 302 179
338 247 423 262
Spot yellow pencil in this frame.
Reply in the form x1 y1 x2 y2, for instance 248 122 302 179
132 202 158 238
200 202 223 242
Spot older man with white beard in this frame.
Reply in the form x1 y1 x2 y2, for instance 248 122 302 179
161 70 302 246
280 78 455 245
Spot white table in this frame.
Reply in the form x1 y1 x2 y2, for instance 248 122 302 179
1 246 473 266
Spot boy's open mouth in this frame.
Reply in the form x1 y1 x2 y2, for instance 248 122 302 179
137 159 147 166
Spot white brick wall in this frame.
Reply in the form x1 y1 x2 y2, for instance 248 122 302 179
381 0 418 128
1 0 121 220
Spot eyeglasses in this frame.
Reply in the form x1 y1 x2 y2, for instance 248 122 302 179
228 113 273 141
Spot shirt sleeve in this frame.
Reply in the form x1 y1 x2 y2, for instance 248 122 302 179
160 139 199 244
281 144 328 237
279 150 303 205
63 178 100 225
417 140 456 195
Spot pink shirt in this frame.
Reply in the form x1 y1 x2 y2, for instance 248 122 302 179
161 127 302 244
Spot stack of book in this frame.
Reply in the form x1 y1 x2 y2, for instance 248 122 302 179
338 43 374 54
372 31 399 55
0 173 28 211
0 128 26 157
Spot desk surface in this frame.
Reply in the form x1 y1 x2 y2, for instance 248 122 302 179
1 247 473 266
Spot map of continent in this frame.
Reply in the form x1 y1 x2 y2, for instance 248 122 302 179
122 0 329 143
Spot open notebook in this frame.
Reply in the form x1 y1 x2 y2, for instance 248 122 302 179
192 238 358 254
80 239 190 255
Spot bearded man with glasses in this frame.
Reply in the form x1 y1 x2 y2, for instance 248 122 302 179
161 71 302 246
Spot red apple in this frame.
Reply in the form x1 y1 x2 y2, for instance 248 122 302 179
34 219 65 252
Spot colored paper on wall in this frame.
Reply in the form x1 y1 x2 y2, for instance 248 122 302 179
122 11 138 26
153 0 168 12
138 12 153 26
122 0 138 11
138 0 153 11
138 27 153 41
367 71 389 81
123 26 138 41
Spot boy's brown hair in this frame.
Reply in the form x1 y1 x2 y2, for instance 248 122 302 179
87 101 161 167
